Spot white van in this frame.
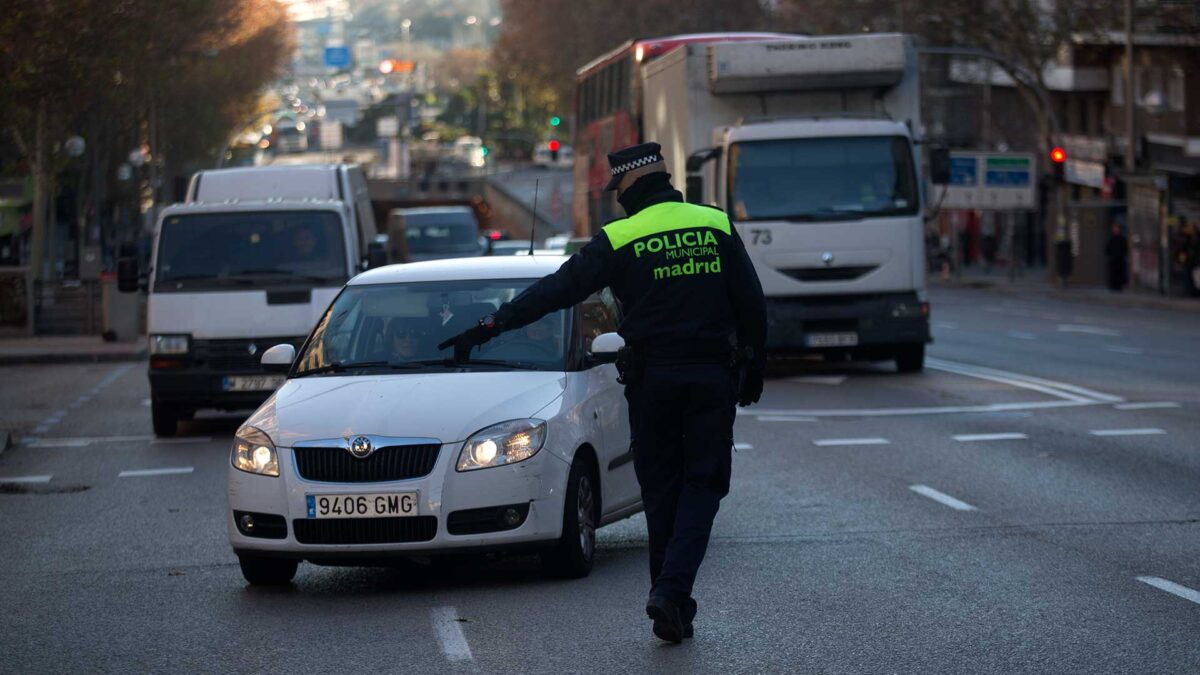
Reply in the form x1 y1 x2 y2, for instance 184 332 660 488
119 198 385 437
187 164 378 267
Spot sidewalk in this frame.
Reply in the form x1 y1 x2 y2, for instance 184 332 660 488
0 335 146 366
932 267 1200 313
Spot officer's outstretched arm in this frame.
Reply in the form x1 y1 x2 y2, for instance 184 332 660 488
723 222 768 370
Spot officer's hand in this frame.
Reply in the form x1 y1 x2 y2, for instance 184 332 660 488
737 368 764 407
437 315 500 363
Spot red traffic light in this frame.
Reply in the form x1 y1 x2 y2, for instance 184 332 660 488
547 140 561 152
1050 147 1066 163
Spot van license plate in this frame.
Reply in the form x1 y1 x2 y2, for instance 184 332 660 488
805 332 859 348
223 375 284 391
306 493 418 519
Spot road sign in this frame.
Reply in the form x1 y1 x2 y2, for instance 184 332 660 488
939 152 1035 210
324 46 351 69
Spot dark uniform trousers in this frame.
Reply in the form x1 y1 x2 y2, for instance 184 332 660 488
625 361 738 615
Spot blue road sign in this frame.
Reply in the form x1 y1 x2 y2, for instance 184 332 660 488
324 46 351 69
949 156 978 186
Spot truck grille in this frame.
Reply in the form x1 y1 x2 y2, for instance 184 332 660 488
292 444 441 483
192 337 304 372
292 516 438 545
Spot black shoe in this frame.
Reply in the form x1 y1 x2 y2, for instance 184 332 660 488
683 622 694 639
645 596 685 644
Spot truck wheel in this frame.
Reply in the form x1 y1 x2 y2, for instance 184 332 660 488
541 456 597 579
895 345 925 373
151 398 178 438
238 555 298 586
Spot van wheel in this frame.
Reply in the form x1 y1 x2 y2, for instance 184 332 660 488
238 555 298 586
541 456 597 579
151 398 178 437
895 345 925 373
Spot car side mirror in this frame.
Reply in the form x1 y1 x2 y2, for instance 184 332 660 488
261 343 296 373
929 147 951 185
588 332 625 364
117 256 140 293
366 241 388 270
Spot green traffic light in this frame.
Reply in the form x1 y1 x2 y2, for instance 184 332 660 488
481 146 489 157
549 116 561 127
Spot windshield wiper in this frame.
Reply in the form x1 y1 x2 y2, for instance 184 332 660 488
228 269 343 284
457 358 543 370
294 360 392 377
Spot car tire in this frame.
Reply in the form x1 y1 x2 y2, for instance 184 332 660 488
895 344 925 373
151 398 178 438
541 456 597 579
238 555 298 586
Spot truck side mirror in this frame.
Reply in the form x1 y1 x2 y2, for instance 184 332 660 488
366 241 387 270
117 256 140 293
929 147 951 185
686 175 704 204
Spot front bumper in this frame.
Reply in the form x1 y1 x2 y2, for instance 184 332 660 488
228 440 571 562
765 291 930 354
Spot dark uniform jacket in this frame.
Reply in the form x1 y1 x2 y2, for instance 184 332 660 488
492 181 768 369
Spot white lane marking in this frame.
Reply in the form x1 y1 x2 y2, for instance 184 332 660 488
733 443 753 451
141 398 152 407
152 437 213 445
1010 309 1034 317
929 358 1123 404
1089 428 1166 437
934 321 959 330
1137 576 1200 606
952 432 1028 442
1114 402 1180 410
755 416 817 422
1104 345 1143 355
909 485 977 511
789 375 847 386
813 437 890 447
1058 324 1122 337
117 467 195 478
1008 331 1037 340
0 475 52 484
430 606 473 663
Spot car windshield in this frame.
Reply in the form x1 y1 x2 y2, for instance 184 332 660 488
728 136 919 222
404 212 479 253
155 210 347 289
294 278 569 375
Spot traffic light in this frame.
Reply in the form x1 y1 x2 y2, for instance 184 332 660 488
1050 146 1066 181
480 146 489 158
549 116 561 127
548 139 560 161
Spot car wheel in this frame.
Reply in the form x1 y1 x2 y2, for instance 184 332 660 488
151 398 178 438
895 344 925 373
238 555 298 586
541 456 597 579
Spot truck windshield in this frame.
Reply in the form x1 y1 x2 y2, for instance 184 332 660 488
728 136 919 222
404 213 479 254
155 211 347 290
293 279 568 374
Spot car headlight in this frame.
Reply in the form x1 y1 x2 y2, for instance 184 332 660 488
149 334 190 355
457 419 547 472
231 426 279 477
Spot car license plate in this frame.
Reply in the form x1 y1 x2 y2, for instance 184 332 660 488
805 332 859 348
306 492 418 519
223 375 284 392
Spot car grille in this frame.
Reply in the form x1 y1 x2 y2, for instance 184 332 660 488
292 444 441 483
192 337 304 372
292 516 438 545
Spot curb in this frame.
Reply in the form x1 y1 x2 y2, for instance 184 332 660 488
931 279 1199 314
0 350 146 366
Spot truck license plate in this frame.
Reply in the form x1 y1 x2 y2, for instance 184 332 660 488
306 493 418 519
804 332 859 348
223 375 284 391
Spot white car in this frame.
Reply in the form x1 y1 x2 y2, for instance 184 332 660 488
227 256 640 585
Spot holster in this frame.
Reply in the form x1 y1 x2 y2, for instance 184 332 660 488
614 346 644 385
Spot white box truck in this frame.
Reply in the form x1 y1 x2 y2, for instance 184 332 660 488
643 34 940 371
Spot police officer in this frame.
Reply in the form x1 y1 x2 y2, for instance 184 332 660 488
438 142 767 643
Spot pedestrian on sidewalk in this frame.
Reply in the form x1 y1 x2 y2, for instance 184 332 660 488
1105 223 1129 292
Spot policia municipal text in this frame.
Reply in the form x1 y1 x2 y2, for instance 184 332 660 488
439 142 767 644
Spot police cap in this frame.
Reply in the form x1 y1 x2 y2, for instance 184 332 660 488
604 142 666 192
